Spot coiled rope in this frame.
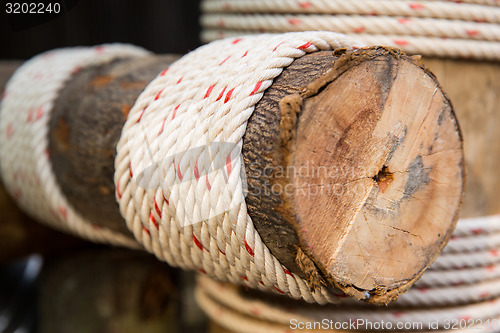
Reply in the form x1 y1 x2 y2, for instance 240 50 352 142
0 32 371 304
196 274 500 333
200 0 500 60
195 215 500 329
0 44 148 248
114 31 368 305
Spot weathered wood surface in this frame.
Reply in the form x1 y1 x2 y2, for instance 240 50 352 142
0 49 466 304
421 58 500 218
243 48 463 303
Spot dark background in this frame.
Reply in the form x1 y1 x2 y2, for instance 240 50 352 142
0 0 202 59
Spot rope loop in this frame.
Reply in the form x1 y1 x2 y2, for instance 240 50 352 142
115 32 365 304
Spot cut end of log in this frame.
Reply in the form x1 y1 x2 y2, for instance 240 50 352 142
269 47 464 304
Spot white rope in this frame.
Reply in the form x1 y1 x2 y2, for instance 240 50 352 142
202 0 500 22
418 263 500 287
195 214 500 331
202 30 500 60
114 31 367 304
354 277 500 307
453 215 500 237
192 216 500 307
202 0 500 7
202 14 500 41
431 247 500 269
443 232 500 253
196 275 500 332
197 292 500 333
0 44 149 248
200 0 500 60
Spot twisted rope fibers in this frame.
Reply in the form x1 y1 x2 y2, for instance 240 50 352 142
452 215 500 237
0 44 148 248
417 264 500 287
201 0 500 60
202 30 500 60
432 248 500 269
347 278 500 307
114 31 367 305
442 232 500 253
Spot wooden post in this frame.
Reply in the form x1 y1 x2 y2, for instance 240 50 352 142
0 183 88 263
38 249 184 333
49 55 181 235
2 47 464 304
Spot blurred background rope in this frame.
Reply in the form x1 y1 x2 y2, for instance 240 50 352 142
200 0 500 60
0 45 148 248
197 216 500 332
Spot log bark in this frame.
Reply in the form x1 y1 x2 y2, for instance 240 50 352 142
1 48 465 304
